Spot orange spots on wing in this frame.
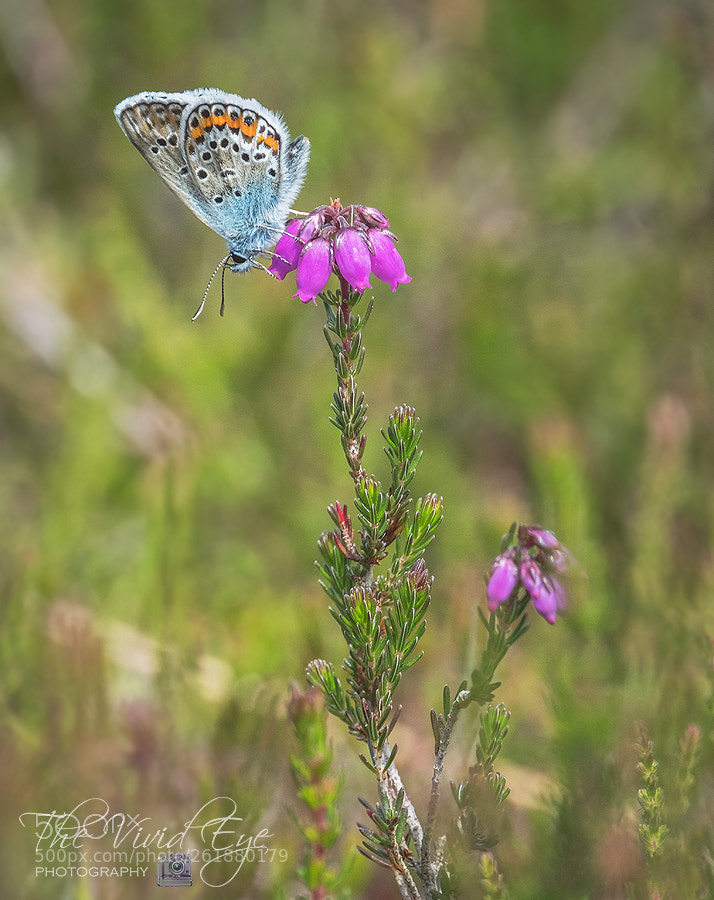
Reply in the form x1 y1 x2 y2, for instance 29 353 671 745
190 109 279 154
240 118 257 138
224 114 258 139
257 134 280 153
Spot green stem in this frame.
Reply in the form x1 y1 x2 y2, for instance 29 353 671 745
334 282 367 482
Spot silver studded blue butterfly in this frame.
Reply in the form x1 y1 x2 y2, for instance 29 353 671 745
114 89 310 314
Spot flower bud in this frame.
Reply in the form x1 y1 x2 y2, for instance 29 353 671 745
357 206 390 229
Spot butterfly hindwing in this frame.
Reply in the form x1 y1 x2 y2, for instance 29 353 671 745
181 96 285 244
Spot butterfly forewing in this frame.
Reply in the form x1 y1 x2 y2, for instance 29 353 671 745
116 96 197 201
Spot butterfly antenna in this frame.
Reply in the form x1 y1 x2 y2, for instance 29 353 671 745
192 255 231 321
220 259 228 316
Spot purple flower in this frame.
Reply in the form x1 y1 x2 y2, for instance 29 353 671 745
268 218 303 280
487 554 519 609
358 206 390 229
334 227 372 293
531 577 566 625
269 200 411 304
368 230 412 292
520 559 543 598
294 237 331 304
486 524 572 624
524 527 559 551
295 207 329 243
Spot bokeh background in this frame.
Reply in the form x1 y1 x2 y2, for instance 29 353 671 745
1 0 713 897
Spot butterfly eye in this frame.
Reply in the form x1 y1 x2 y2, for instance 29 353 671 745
230 252 247 266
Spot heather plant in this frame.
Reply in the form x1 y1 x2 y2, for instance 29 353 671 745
633 720 713 899
2 5 714 900
282 201 573 899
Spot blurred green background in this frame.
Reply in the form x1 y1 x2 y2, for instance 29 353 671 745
1 0 713 897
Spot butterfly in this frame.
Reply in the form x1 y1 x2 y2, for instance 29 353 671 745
114 89 310 316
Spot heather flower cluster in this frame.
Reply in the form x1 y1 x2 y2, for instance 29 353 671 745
269 200 411 303
486 525 570 624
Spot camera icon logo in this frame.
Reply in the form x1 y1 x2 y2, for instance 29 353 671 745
156 851 193 886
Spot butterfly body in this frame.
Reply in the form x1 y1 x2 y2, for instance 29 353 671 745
114 89 310 272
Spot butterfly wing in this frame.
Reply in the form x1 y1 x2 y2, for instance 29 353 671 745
115 89 310 267
180 91 285 249
114 91 229 235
